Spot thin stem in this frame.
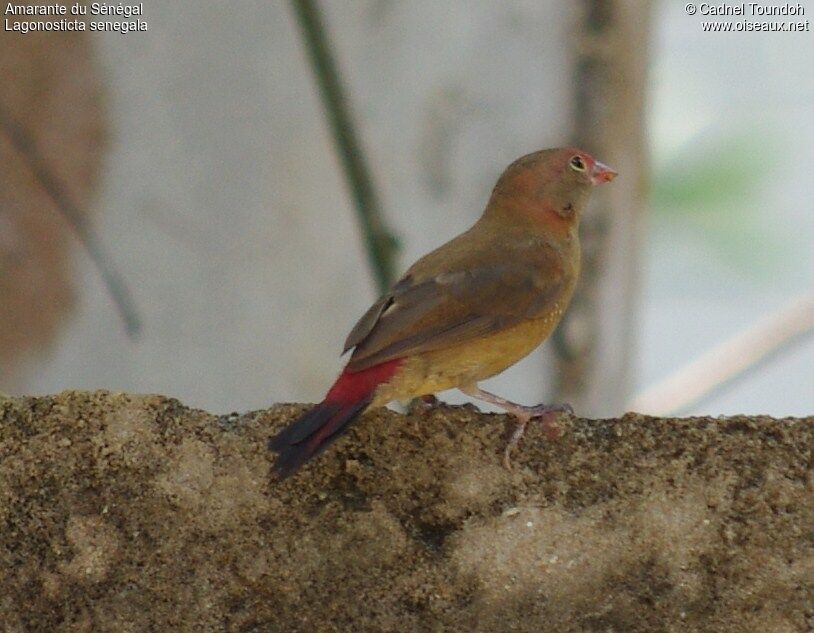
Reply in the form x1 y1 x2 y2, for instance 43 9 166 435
290 0 399 293
0 102 142 337
629 290 814 415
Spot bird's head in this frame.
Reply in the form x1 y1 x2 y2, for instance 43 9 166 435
486 147 617 234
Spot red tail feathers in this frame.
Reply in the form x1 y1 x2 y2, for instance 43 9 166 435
269 359 402 479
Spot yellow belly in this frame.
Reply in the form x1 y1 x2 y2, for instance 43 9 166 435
371 316 559 406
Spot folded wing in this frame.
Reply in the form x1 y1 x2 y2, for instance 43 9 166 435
343 242 565 371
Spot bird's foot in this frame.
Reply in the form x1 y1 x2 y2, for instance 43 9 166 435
408 394 440 416
458 384 573 469
503 403 572 469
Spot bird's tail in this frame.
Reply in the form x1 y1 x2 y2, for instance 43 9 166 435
268 359 402 479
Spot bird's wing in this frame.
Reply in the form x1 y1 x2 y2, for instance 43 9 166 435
343 241 566 371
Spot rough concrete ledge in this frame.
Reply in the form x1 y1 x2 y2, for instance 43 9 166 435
0 391 811 632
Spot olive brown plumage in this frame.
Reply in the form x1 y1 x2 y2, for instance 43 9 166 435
270 148 617 478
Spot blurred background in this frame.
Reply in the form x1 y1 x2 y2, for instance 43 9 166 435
1 1 811 417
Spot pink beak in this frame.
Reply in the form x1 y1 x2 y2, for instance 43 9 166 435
590 159 618 185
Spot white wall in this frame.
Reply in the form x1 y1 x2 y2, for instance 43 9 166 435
15 1 576 413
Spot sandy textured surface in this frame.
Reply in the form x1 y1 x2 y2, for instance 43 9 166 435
0 391 811 632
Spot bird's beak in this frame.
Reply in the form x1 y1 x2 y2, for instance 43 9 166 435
590 160 618 185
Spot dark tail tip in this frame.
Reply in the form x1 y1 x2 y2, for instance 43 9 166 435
269 399 369 480
270 441 316 481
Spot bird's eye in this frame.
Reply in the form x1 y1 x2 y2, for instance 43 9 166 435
569 155 586 172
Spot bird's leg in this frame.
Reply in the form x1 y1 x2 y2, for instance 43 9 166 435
459 385 573 468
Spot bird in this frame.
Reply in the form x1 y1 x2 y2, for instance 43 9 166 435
269 147 616 479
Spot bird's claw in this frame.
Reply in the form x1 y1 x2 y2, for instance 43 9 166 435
503 421 527 469
529 403 571 442
408 394 440 416
526 402 574 418
502 403 572 469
